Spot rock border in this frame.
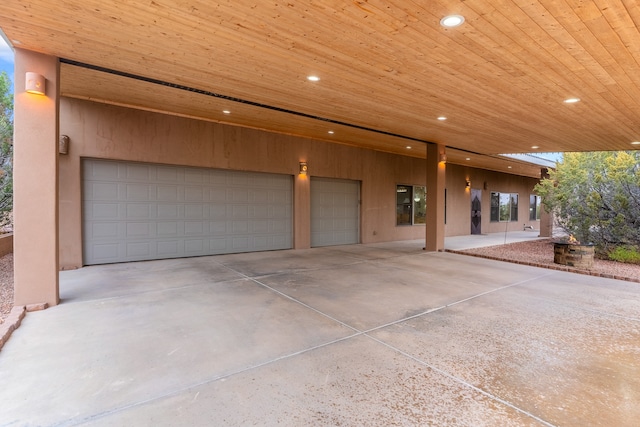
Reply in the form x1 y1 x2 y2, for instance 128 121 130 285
0 303 48 352
446 249 640 284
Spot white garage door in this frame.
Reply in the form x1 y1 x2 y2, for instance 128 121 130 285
310 177 360 247
82 159 292 265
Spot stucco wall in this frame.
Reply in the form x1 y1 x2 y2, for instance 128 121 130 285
445 166 542 236
58 98 543 269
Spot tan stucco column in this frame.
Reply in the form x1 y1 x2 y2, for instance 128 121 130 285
425 143 446 251
538 167 553 238
13 49 60 307
294 171 311 249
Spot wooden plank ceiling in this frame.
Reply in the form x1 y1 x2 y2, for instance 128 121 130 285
1 0 639 178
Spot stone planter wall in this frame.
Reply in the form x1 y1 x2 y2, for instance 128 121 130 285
0 233 13 256
554 242 594 269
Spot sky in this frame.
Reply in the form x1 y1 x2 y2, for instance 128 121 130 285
0 35 15 88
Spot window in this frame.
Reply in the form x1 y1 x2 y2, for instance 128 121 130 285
490 192 518 222
529 195 541 221
396 185 426 225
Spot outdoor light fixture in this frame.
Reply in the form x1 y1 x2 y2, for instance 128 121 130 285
439 153 447 163
59 135 70 155
466 179 471 188
299 162 308 175
25 72 46 95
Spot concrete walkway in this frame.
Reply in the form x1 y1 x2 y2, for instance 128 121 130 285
444 229 547 250
1 238 639 426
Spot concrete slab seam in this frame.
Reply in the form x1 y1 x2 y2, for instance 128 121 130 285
220 265 363 334
59 277 249 305
444 271 555 309
361 272 554 336
365 334 558 427
58 332 365 427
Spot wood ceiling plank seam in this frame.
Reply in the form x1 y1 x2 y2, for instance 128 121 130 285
542 0 619 86
587 0 640 100
465 0 606 100
509 0 640 131
568 7 640 126
495 0 613 96
515 0 612 88
576 10 639 85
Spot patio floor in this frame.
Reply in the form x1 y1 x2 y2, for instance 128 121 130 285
1 237 639 426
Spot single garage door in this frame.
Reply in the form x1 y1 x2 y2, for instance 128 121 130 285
310 177 360 247
83 159 292 265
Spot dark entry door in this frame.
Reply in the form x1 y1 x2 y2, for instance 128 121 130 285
471 189 482 235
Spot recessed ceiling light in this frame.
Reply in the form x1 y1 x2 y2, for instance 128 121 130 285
328 130 334 134
531 145 539 149
307 75 320 82
440 15 465 28
507 166 512 169
222 110 231 114
437 116 447 121
563 97 580 103
406 146 412 149
632 141 640 145
465 157 471 161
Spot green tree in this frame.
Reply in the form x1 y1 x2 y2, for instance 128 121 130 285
0 71 13 230
534 151 640 254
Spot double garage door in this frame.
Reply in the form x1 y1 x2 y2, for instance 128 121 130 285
82 160 361 265
82 159 293 265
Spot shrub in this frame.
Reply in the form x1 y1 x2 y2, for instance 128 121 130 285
608 246 640 264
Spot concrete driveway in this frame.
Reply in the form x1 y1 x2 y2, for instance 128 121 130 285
1 240 639 426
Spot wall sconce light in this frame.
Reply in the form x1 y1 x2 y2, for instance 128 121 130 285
25 72 46 95
439 153 447 163
59 135 70 155
299 161 308 175
465 179 471 188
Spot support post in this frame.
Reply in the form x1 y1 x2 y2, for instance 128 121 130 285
13 49 60 306
425 144 446 251
538 167 553 238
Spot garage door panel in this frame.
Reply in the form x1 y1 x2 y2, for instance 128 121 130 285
83 159 292 265
88 182 119 200
157 204 179 219
157 222 179 236
156 167 179 182
157 240 180 255
157 185 180 201
127 242 151 257
90 161 119 179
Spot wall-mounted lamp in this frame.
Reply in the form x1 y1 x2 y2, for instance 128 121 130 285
25 72 46 95
59 135 70 155
439 153 447 163
465 179 471 189
299 161 308 175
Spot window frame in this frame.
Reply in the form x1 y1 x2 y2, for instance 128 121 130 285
490 191 519 222
529 194 541 221
396 184 426 226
